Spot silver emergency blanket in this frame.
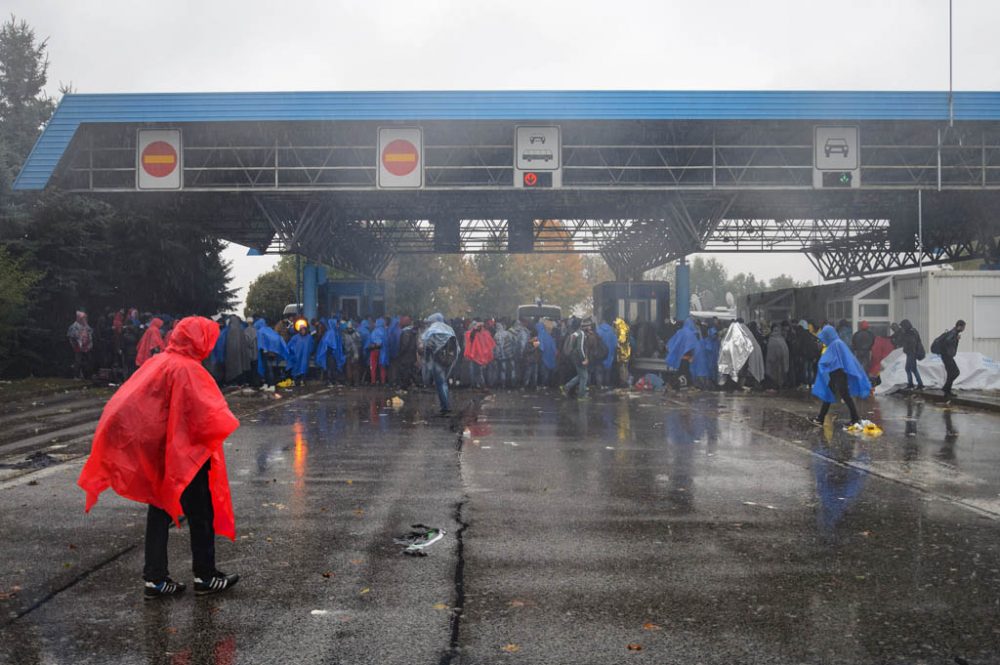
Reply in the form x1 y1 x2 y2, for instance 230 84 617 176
717 322 764 384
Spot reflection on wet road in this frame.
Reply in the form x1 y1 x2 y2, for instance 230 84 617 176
1 388 999 663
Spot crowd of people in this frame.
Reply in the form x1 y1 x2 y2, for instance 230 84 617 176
67 308 968 416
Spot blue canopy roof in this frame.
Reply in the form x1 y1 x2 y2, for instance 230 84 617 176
14 90 1000 190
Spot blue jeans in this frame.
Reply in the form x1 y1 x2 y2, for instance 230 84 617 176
564 362 589 398
523 362 538 388
468 363 485 388
429 359 451 412
905 354 923 387
497 359 515 387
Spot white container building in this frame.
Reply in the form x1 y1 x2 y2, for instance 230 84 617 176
893 271 1000 358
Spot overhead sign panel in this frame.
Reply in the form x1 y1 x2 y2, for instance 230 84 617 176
814 126 860 188
137 129 182 190
378 127 423 188
514 126 561 188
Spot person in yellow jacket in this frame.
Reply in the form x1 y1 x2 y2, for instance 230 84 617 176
613 317 631 387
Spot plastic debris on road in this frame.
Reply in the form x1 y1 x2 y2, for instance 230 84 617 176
394 524 446 557
845 419 883 436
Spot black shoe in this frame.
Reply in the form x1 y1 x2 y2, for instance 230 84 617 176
437 409 452 417
194 571 239 596
144 577 186 599
905 384 914 390
809 416 824 427
915 385 924 391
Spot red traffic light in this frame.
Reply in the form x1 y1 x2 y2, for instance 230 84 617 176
522 171 552 187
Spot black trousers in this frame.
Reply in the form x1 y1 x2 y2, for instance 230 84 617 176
817 369 861 423
143 461 216 582
942 355 960 394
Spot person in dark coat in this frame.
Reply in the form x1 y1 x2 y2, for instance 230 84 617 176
898 319 924 390
939 320 965 398
765 325 790 390
851 320 876 371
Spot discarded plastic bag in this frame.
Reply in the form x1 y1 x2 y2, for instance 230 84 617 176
394 524 446 557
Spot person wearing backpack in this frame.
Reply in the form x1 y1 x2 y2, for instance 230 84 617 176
932 320 965 399
898 319 925 390
421 313 458 415
561 317 591 399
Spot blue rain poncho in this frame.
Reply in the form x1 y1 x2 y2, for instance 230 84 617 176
316 318 346 372
535 321 557 370
812 325 872 403
365 318 390 367
387 317 401 361
665 319 700 371
596 322 617 370
358 320 371 353
692 326 719 379
287 332 314 379
212 325 229 366
254 318 289 377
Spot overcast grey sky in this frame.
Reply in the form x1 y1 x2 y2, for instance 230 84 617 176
10 0 1000 307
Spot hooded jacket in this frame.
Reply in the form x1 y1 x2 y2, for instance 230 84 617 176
136 318 165 366
77 317 240 539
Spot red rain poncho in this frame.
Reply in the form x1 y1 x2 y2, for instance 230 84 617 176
78 316 240 539
464 327 496 366
135 317 165 366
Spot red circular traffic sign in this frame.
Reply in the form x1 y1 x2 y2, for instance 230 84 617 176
141 141 178 178
381 139 419 177
523 172 538 186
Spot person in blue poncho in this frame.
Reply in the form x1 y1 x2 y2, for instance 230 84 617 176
210 317 229 385
365 318 390 385
287 321 314 386
315 317 346 386
535 320 557 388
253 317 289 388
665 318 701 386
595 321 618 389
810 324 870 428
691 323 719 390
386 317 401 384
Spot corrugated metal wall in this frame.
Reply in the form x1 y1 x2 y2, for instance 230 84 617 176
929 272 1000 359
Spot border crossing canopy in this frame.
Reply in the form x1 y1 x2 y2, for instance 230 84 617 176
14 90 1000 279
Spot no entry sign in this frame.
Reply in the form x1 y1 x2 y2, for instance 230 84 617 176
378 128 422 188
137 130 182 190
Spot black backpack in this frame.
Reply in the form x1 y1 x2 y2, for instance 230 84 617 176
930 331 948 355
434 337 458 368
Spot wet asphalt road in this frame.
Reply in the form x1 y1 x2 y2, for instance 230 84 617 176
1 386 1000 664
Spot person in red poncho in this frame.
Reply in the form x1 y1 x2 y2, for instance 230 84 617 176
464 320 495 389
78 316 241 599
135 317 165 367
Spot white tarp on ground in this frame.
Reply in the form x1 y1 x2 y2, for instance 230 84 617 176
875 349 1000 394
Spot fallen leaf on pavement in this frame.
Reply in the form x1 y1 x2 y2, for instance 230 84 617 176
360 587 370 595
433 602 449 610
626 643 643 651
509 600 526 608
350 559 363 565
321 571 334 578
164 627 178 634
642 622 660 631
501 644 520 653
